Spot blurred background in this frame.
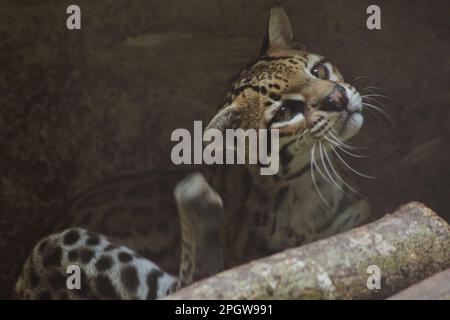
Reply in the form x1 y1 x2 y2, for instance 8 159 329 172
0 0 449 298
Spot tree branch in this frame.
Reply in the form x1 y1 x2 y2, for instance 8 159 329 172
164 202 450 299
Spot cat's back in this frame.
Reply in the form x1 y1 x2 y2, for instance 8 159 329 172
49 168 195 274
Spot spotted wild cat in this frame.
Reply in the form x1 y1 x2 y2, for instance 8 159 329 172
15 7 371 299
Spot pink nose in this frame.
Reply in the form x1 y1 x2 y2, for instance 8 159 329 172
321 85 348 112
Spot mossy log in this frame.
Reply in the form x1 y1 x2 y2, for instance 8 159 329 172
387 268 450 300
164 202 450 299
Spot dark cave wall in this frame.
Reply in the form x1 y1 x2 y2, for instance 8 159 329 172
0 0 449 298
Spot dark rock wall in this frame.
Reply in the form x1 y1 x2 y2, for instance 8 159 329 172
0 0 448 298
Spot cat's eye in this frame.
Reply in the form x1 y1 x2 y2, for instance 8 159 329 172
311 62 329 80
271 100 305 123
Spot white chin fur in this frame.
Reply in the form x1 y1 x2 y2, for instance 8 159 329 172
340 112 363 140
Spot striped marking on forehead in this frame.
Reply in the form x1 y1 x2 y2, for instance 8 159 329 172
223 54 314 106
230 56 308 91
253 55 308 69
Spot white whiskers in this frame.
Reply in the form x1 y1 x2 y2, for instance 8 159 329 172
310 143 332 208
295 129 310 150
322 135 362 195
323 134 368 158
360 85 397 131
306 123 377 205
329 144 376 179
319 141 344 192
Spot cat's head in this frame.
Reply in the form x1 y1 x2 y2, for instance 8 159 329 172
206 7 363 171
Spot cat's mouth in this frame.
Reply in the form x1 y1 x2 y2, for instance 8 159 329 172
307 110 363 141
337 111 363 140
329 84 364 141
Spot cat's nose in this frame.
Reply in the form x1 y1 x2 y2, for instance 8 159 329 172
321 85 348 112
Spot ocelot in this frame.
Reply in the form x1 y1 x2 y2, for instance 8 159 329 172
14 7 370 300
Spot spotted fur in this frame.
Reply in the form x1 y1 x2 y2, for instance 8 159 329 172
15 7 371 300
15 228 178 300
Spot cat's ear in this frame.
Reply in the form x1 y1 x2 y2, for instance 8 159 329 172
205 104 241 132
260 6 294 54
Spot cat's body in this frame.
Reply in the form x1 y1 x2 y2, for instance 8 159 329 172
49 163 368 274
15 7 371 299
